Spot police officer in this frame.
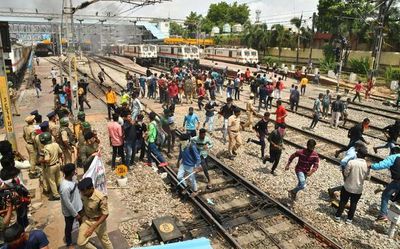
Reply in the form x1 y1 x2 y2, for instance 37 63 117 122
74 111 86 139
59 117 76 164
47 111 59 140
39 132 63 201
80 131 99 172
8 81 20 116
33 121 52 189
77 177 113 249
23 115 37 175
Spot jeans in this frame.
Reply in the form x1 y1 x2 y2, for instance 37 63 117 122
177 164 197 191
64 215 75 246
201 156 210 182
147 142 165 164
273 89 281 99
268 146 282 173
35 87 41 97
290 99 299 112
337 139 358 154
380 180 400 216
124 142 134 166
111 145 125 168
234 87 240 100
132 138 145 162
375 140 396 154
335 187 362 220
204 115 215 132
258 97 267 112
250 135 266 158
266 95 273 109
107 103 115 120
310 113 320 129
300 85 306 95
322 104 329 117
222 118 229 143
293 171 307 193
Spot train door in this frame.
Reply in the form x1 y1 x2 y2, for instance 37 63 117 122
171 47 175 54
229 50 232 57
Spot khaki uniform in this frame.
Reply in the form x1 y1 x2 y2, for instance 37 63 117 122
80 142 99 172
77 189 113 249
242 100 254 130
9 88 19 115
23 124 36 173
43 142 62 198
34 134 54 193
228 115 242 154
49 120 60 141
60 127 75 164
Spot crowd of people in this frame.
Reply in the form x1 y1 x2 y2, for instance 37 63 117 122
1 58 400 249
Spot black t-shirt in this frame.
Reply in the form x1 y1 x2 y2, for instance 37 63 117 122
331 100 344 112
53 84 62 95
268 130 283 146
220 104 236 119
254 119 269 136
123 120 136 141
205 102 218 117
135 123 147 139
384 124 400 141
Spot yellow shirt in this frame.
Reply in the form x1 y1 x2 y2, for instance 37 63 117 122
300 77 309 86
105 90 117 104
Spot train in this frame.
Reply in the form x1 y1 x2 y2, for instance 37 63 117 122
35 42 54 57
157 44 200 65
120 44 157 66
204 47 258 65
6 43 32 85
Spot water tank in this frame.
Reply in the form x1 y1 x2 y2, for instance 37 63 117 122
223 23 231 33
232 24 243 33
211 26 220 34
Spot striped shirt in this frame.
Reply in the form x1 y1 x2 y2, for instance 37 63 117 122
288 149 319 173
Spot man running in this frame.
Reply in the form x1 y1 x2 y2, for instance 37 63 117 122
335 118 370 158
247 112 270 159
309 93 323 131
373 120 400 155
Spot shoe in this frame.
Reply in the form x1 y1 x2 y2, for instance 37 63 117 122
288 190 297 201
49 196 60 201
159 162 168 167
376 215 388 223
334 151 340 158
334 216 341 223
345 219 352 224
373 147 378 154
271 171 277 176
232 151 237 156
247 138 251 143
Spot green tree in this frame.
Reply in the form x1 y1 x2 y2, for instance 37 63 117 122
290 17 302 64
205 1 250 29
169 21 185 37
242 23 269 54
270 24 291 59
184 11 202 37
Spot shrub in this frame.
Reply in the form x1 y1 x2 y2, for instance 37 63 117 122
262 56 280 66
384 66 400 84
348 57 370 75
322 44 335 61
319 58 336 73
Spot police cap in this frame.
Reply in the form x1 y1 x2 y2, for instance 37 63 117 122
78 177 93 190
30 110 39 116
47 111 56 118
39 121 49 128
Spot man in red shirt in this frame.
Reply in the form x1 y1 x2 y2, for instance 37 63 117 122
158 76 167 105
285 139 319 201
365 78 374 100
352 80 364 102
168 80 179 105
274 100 287 125
107 113 125 169
197 84 206 110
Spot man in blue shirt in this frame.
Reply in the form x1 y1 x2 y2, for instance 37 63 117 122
183 107 200 137
2 223 49 249
177 140 201 196
191 129 214 189
370 146 400 222
329 141 367 201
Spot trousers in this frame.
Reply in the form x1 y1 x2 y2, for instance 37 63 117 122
26 144 36 173
228 131 242 154
335 187 361 220
44 163 61 198
77 219 113 249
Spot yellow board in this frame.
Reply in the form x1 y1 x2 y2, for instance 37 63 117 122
0 76 13 134
164 38 214 45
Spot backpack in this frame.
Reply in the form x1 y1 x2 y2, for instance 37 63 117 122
154 122 167 147
59 127 76 145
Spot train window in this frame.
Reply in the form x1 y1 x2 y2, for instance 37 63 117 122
143 46 148 52
192 47 198 53
171 48 174 54
244 51 250 56
237 51 242 56
184 47 190 53
150 46 155 51
251 51 257 56
178 48 182 53
229 50 232 57
134 47 137 53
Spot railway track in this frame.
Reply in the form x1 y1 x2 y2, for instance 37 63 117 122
95 60 344 248
139 103 344 249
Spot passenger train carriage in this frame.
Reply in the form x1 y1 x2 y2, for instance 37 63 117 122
204 47 258 65
157 45 200 65
120 44 157 66
6 43 32 84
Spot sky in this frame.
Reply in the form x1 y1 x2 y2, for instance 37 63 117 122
0 0 319 26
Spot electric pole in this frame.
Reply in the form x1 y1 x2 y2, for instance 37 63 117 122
99 19 106 52
370 0 394 80
45 17 55 55
77 19 84 59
